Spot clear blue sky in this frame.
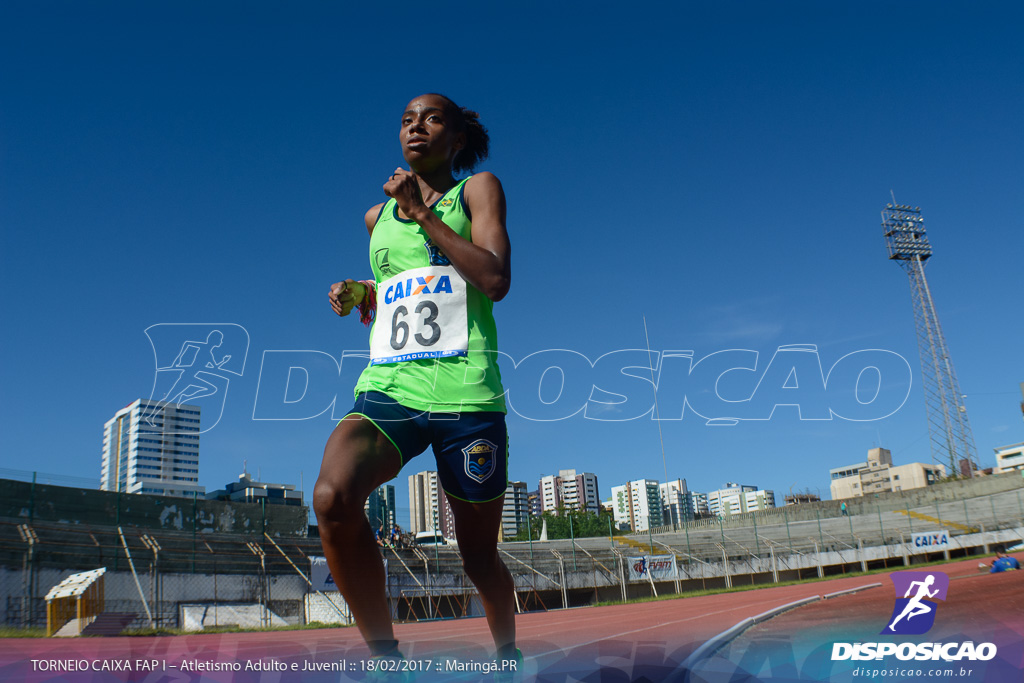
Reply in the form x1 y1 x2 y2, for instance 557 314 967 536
2 2 1022 526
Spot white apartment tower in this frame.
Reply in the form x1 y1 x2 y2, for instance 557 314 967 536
501 481 530 540
539 469 600 514
707 483 776 516
100 399 204 497
611 479 663 532
688 491 710 518
659 478 693 524
408 471 456 541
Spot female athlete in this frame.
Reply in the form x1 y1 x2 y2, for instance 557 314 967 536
314 93 517 667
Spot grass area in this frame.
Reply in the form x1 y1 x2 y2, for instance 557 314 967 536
0 626 47 638
592 554 986 608
0 622 353 639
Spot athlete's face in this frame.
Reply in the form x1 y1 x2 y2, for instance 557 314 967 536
399 95 464 170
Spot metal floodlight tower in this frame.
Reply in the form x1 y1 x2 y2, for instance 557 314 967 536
882 200 978 478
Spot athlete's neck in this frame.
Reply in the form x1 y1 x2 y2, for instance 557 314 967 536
413 167 458 205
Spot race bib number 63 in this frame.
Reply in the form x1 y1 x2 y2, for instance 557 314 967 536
370 266 469 365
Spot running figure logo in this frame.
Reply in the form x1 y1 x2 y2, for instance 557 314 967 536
144 324 249 433
881 571 950 635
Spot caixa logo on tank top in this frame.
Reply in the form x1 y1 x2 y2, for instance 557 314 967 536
462 439 497 483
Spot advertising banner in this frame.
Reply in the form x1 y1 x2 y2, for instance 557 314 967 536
911 530 950 553
627 554 678 581
310 556 385 592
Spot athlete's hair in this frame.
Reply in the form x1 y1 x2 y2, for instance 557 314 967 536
426 93 490 174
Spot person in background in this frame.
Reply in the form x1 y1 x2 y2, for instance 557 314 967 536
990 550 1020 573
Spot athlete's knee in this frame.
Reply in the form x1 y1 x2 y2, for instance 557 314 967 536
312 477 364 524
460 546 502 581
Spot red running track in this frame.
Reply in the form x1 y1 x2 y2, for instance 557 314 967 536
1 556 1020 682
690 555 1024 683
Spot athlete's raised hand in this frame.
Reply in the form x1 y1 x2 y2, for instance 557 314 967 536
383 168 427 220
328 280 366 318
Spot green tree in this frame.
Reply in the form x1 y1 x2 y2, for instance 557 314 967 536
508 508 615 542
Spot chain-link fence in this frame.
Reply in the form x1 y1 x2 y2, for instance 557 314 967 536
2 480 1022 634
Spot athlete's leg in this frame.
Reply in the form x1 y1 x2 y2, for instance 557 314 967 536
447 493 516 656
313 416 402 652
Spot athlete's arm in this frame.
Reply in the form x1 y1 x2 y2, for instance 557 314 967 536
328 205 385 316
328 280 366 317
386 171 511 302
365 203 385 236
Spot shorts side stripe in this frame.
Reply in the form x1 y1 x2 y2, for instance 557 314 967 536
442 488 506 504
345 412 406 468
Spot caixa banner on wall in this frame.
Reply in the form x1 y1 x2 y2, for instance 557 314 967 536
911 530 950 553
310 556 387 591
628 555 677 581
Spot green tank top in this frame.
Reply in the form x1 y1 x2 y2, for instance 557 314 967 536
353 176 507 413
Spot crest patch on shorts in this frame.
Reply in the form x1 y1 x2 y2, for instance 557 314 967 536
462 439 498 484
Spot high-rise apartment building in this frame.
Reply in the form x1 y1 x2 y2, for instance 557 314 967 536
829 447 945 499
539 469 600 514
707 483 776 516
659 478 693 525
100 399 204 497
994 442 1024 474
365 484 396 529
206 471 303 506
408 471 456 541
527 490 541 516
688 491 710 518
501 481 529 540
611 479 663 532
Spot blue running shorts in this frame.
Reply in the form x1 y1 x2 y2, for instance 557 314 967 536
346 391 508 503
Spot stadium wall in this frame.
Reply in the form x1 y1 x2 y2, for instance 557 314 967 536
0 565 308 631
0 479 308 537
647 471 1024 534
